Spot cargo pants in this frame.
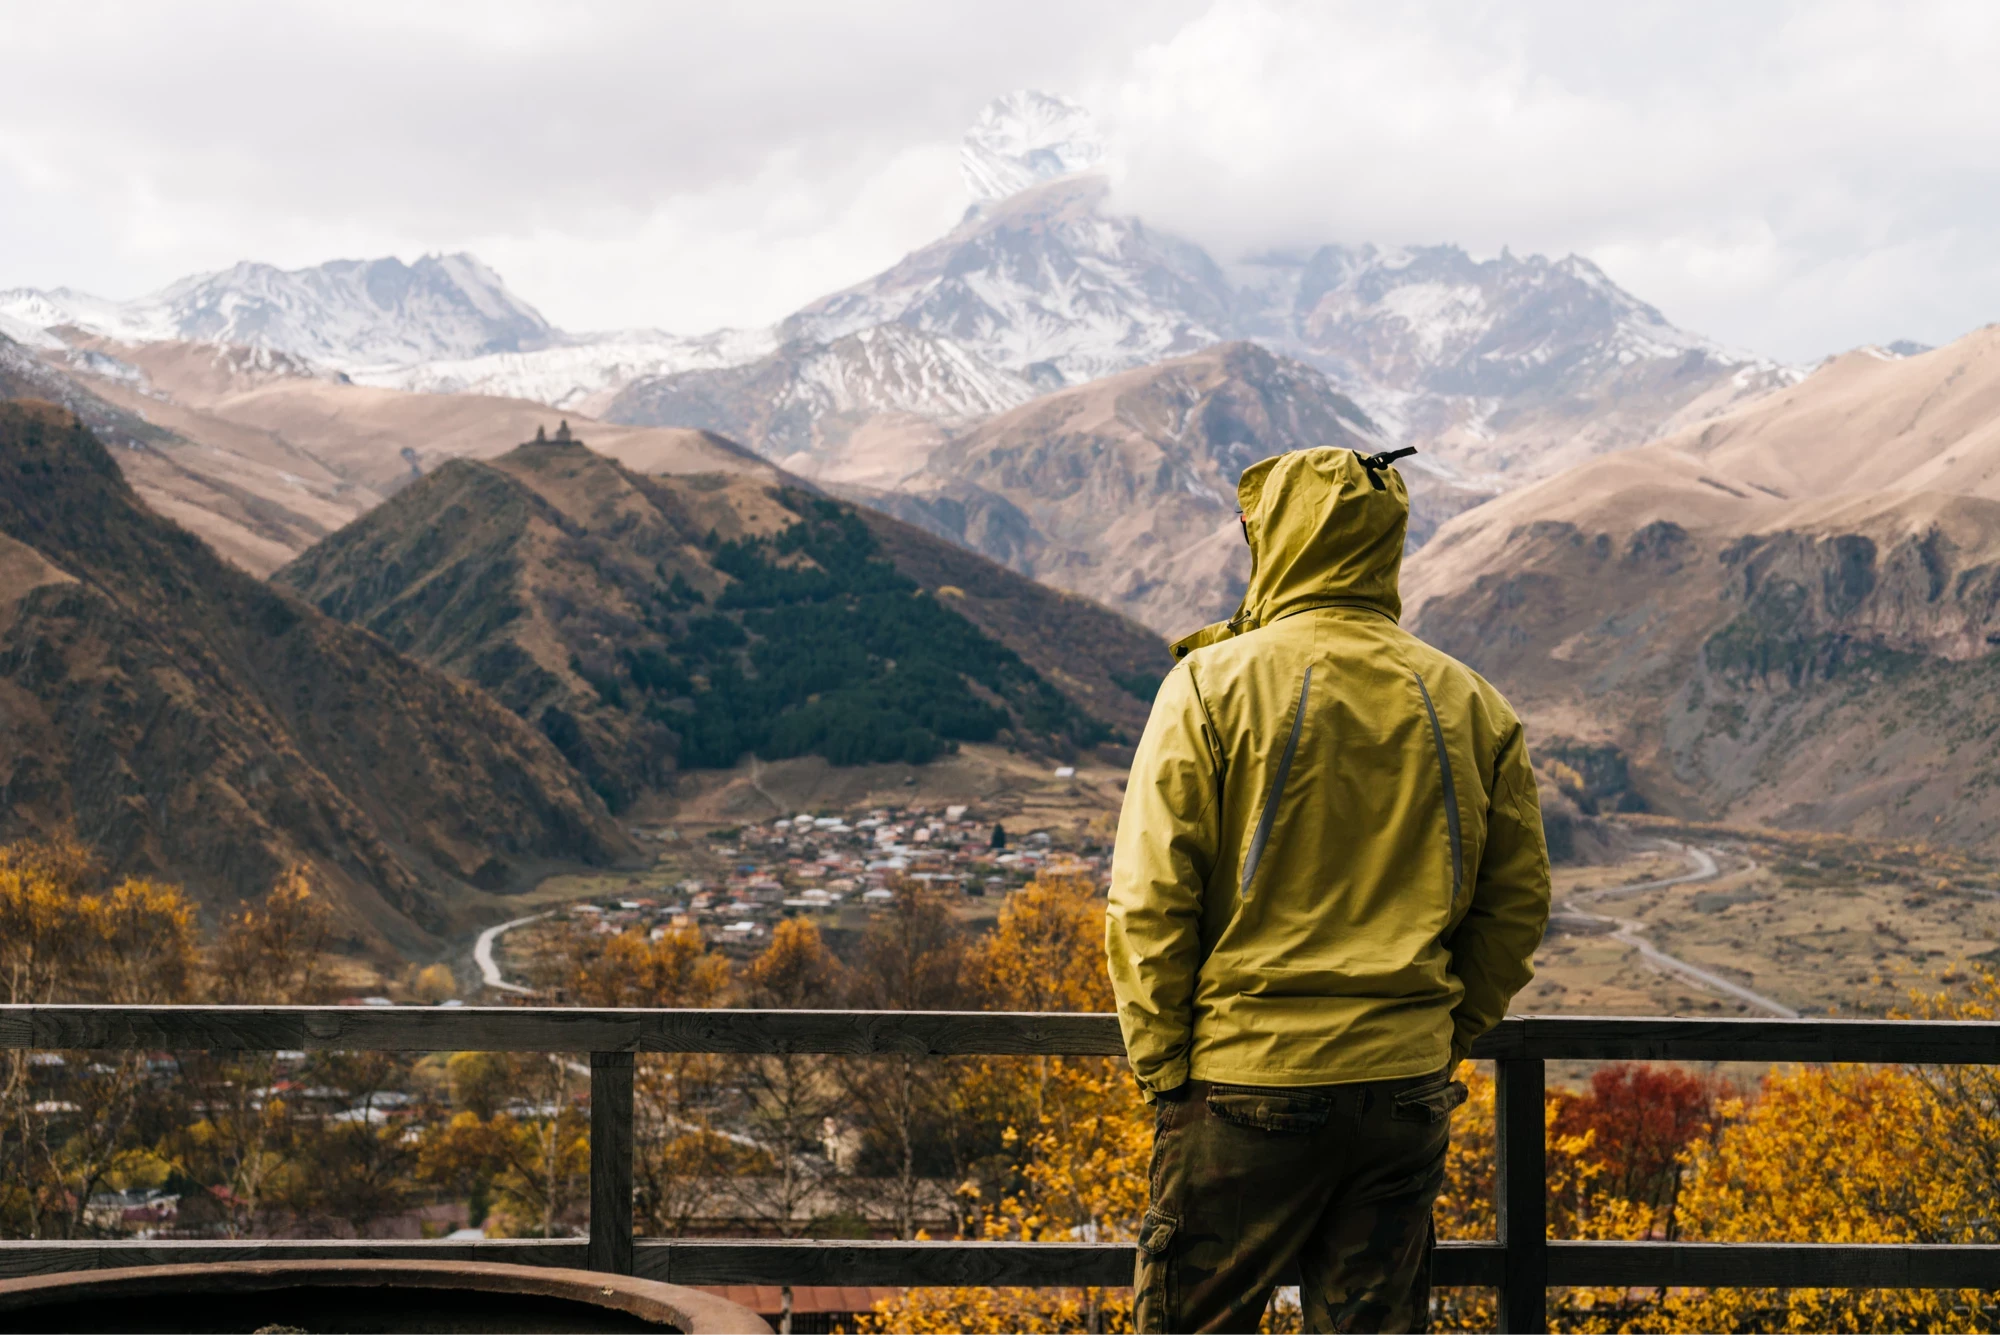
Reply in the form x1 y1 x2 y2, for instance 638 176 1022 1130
1134 1069 1467 1334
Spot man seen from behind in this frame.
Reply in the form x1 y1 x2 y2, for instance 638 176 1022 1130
1106 446 1552 1333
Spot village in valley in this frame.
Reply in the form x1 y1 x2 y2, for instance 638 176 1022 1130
570 797 1103 959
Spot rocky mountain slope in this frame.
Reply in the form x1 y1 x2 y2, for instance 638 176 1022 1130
856 341 1430 637
0 401 631 952
604 323 1035 487
1404 329 2000 850
275 429 1169 804
1232 243 1799 483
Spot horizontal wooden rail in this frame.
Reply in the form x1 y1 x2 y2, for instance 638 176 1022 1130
0 1005 1126 1056
9 1005 2000 1333
11 1238 2000 1291
1487 1015 2000 1064
1546 1241 2000 1289
7 1006 2000 1063
0 1238 1507 1287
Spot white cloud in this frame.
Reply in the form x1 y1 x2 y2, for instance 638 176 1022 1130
0 0 1194 328
3 0 1999 359
1096 0 2000 359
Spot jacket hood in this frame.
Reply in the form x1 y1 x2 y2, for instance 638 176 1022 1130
1171 447 1409 658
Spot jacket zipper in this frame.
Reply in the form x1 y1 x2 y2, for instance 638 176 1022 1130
1413 670 1464 907
1240 665 1311 898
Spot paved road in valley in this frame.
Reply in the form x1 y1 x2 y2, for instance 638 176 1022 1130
1554 843 1799 1018
472 912 549 994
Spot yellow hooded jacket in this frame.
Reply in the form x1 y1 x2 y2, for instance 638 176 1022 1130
1105 447 1550 1095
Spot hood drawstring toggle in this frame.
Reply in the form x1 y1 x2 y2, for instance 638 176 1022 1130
1357 447 1418 490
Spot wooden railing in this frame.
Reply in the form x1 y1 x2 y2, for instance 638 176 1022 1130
5 1006 2000 1333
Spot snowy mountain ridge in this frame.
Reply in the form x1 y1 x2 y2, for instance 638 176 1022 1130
1 253 555 371
781 174 1233 389
600 321 1036 478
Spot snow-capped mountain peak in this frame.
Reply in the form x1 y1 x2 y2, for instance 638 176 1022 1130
0 253 554 371
960 90 1105 203
150 253 555 368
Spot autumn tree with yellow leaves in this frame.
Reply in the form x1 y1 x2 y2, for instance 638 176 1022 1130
523 914 746 1237
0 833 198 1238
861 873 1151 1334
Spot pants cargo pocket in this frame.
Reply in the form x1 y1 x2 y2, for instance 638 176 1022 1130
1206 1085 1334 1133
1135 1206 1177 1333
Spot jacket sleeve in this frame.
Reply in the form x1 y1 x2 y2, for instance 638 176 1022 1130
1445 722 1551 1067
1105 662 1221 1099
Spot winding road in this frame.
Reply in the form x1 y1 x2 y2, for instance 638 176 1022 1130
1555 843 1799 1018
472 912 549 994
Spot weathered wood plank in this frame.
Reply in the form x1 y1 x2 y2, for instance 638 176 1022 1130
0 1238 1510 1288
1510 1016 2000 1064
15 1239 2000 1290
8 1007 2000 1064
639 1240 1506 1288
1495 1058 1548 1333
642 1240 1130 1287
1547 1241 2000 1289
13 1239 2000 1290
0 1006 1129 1056
588 1052 635 1276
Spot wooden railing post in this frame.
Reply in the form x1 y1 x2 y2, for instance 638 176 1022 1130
1495 1056 1547 1333
588 1051 635 1275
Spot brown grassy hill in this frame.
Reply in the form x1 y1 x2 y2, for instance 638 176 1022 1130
1404 329 2000 850
861 341 1484 638
24 336 774 576
276 429 1170 806
0 401 633 953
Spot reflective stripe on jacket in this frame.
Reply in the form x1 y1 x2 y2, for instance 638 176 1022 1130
1105 447 1551 1096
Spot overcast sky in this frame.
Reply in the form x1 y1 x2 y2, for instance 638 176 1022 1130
4 0 1997 362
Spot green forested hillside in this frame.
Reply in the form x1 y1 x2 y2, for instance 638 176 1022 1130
672 494 1103 766
277 435 1152 804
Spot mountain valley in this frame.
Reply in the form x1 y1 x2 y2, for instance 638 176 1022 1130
0 401 633 952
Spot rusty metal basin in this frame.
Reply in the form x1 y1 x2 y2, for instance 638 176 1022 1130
0 1260 773 1334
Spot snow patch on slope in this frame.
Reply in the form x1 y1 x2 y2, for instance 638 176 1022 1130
794 324 1036 419
360 327 779 410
